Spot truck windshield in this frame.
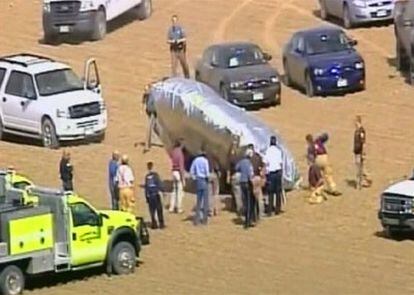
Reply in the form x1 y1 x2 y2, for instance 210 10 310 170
35 69 84 96
225 46 265 68
306 32 352 55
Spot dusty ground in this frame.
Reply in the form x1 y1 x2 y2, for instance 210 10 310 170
1 0 414 294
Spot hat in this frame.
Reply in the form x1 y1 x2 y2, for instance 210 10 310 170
121 154 129 164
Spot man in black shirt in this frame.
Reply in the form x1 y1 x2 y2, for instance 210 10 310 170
144 162 165 229
354 115 372 189
60 150 73 191
167 15 190 78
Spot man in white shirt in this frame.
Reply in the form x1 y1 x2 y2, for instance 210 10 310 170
263 136 283 215
116 155 135 213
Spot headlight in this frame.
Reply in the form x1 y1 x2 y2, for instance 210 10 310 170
270 76 279 83
80 0 94 11
43 3 51 13
230 82 243 89
56 108 68 118
355 61 364 69
352 0 366 8
313 68 324 76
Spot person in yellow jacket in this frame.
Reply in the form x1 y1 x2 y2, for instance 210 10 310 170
116 155 136 213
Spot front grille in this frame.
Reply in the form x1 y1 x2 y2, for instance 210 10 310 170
368 1 392 7
51 1 80 16
69 102 101 119
241 79 270 90
76 120 98 128
382 195 412 214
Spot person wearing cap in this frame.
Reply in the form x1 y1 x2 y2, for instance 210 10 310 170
190 145 210 225
235 149 255 228
108 151 120 210
59 150 73 191
116 155 136 213
263 136 283 215
306 133 341 196
248 144 266 220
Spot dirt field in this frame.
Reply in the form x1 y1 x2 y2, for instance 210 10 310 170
1 0 414 294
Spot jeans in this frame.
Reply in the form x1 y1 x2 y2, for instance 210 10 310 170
241 182 254 228
148 194 165 228
109 183 119 210
195 178 209 225
267 170 282 215
62 179 73 191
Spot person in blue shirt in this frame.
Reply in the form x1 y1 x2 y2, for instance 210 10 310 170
190 146 210 226
144 162 165 230
108 151 120 210
236 149 255 229
167 14 190 78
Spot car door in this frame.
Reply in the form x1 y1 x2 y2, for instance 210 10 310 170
69 202 106 266
2 71 39 133
83 58 102 95
289 35 307 85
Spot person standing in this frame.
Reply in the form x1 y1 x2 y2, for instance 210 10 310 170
248 144 266 221
59 150 73 191
144 162 165 229
207 154 220 216
353 115 372 189
167 14 190 78
108 151 120 210
236 149 255 228
306 133 341 196
263 136 283 216
308 163 326 204
116 155 136 214
190 147 210 226
229 144 243 215
169 140 186 213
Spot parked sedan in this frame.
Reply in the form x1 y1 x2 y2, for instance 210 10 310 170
319 0 395 29
194 42 281 107
282 26 365 97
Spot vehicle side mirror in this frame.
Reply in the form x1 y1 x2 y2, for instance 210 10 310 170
263 52 272 61
210 61 218 67
294 48 304 55
349 39 358 46
97 214 103 226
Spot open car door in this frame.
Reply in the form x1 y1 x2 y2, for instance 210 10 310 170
83 58 102 95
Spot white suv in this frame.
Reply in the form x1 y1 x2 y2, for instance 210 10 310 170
0 53 107 148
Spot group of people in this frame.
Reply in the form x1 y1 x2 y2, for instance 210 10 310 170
306 115 372 204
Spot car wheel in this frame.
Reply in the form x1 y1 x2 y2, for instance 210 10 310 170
319 0 328 20
343 5 353 29
305 72 315 97
283 59 292 87
409 58 414 85
43 32 59 45
136 0 152 20
220 84 230 101
0 265 25 295
42 118 59 149
91 9 106 41
0 117 4 141
384 226 399 239
396 41 408 72
111 241 136 275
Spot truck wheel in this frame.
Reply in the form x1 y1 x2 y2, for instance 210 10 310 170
111 242 136 275
0 265 25 295
91 9 106 41
343 4 353 29
43 32 59 45
384 226 398 239
136 0 152 21
41 118 59 149
396 40 408 72
283 59 292 87
409 60 414 85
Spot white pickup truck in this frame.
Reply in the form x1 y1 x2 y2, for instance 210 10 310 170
0 53 107 148
42 0 152 42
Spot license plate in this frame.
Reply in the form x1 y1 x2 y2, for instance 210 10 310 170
84 128 93 136
253 92 264 101
59 25 70 33
382 217 399 225
337 78 348 88
377 10 387 17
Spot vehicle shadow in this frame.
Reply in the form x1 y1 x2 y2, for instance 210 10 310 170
374 230 414 241
312 10 393 29
38 10 139 46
